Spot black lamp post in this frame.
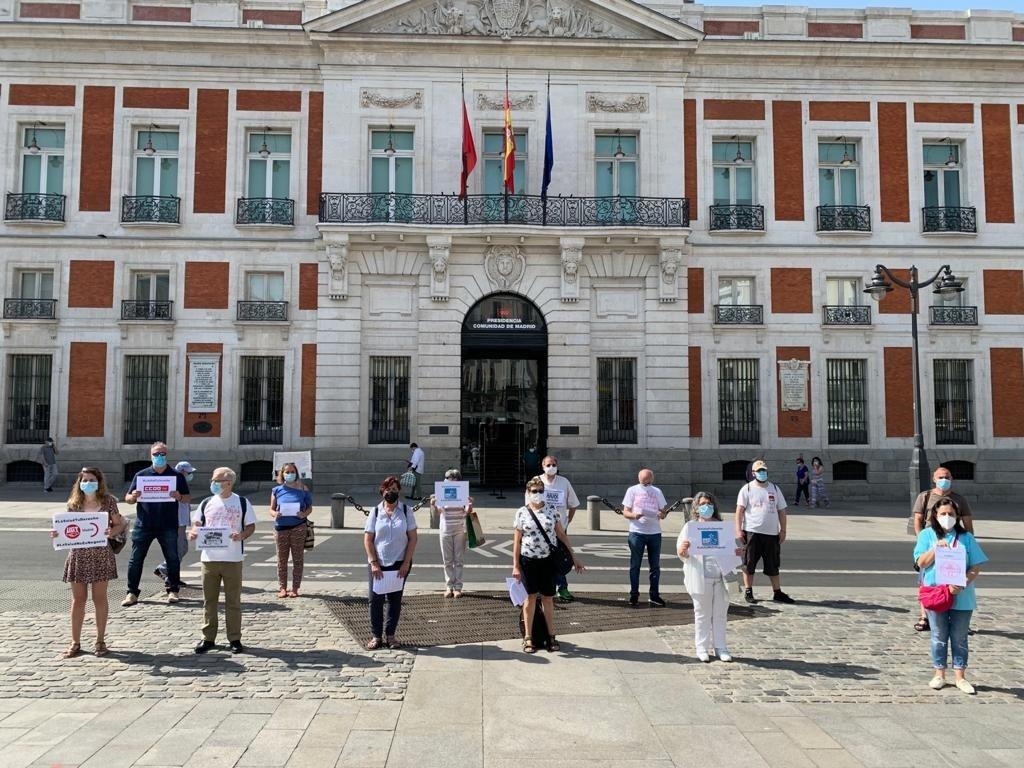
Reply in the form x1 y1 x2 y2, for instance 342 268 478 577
864 264 964 506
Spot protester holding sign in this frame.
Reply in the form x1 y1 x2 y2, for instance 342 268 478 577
430 468 474 598
621 468 670 607
364 475 418 650
913 497 988 695
51 467 125 659
270 462 313 599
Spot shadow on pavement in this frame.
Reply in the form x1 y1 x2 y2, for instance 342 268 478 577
107 649 246 675
793 598 912 614
738 657 880 680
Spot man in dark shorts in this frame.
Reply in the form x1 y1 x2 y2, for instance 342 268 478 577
735 460 795 605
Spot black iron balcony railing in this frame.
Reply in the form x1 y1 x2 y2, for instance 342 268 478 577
5 192 65 222
3 298 57 319
714 304 764 324
121 300 174 321
823 305 872 325
236 197 295 226
121 195 180 224
319 193 690 227
817 205 871 232
922 206 977 234
930 305 978 326
709 204 765 231
237 301 289 322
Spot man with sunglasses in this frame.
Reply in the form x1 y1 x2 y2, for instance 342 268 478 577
122 442 191 606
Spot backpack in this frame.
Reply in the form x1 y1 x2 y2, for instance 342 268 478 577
197 495 251 552
370 502 409 528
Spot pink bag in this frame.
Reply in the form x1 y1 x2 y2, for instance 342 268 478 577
918 584 954 613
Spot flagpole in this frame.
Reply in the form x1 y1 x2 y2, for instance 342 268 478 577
543 73 550 226
462 71 468 225
504 69 509 225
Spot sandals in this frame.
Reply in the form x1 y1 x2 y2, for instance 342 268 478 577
522 636 536 654
61 643 82 659
914 618 930 632
277 588 289 598
366 637 384 650
94 640 109 657
386 636 401 649
546 636 560 652
287 590 299 598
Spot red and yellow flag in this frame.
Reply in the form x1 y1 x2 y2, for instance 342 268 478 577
502 86 516 194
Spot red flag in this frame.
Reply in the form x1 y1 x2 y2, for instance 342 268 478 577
460 99 477 199
503 88 516 194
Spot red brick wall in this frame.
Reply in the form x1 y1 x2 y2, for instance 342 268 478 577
911 24 965 40
704 100 765 121
913 103 974 124
1019 105 1024 125
184 343 222 438
877 103 910 222
809 101 870 122
981 104 1015 224
306 92 324 216
776 346 811 438
183 262 230 309
684 99 697 219
1014 28 1024 42
703 20 759 36
67 343 106 437
19 3 79 19
242 9 303 25
807 23 862 38
236 90 302 112
193 89 228 214
991 348 1024 437
79 86 115 212
300 344 317 438
772 101 804 221
67 261 114 308
771 268 812 314
878 268 911 314
131 5 190 22
983 269 1024 314
122 87 189 110
299 263 318 310
8 84 76 106
687 267 704 314
884 347 914 438
688 346 702 438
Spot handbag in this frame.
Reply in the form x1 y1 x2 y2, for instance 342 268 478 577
108 509 127 554
526 507 573 576
917 534 958 612
304 520 315 550
399 470 416 490
467 514 486 548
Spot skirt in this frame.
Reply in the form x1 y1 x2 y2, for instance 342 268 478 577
63 545 118 584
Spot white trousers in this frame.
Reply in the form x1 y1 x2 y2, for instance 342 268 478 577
691 578 730 652
440 530 467 590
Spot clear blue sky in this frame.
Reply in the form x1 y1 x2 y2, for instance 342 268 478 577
702 0 1021 10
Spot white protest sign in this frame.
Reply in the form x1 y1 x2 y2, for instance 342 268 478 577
372 571 405 595
544 488 566 509
52 512 108 551
272 451 313 479
138 476 176 503
434 481 469 507
195 527 231 550
685 521 732 558
934 545 967 587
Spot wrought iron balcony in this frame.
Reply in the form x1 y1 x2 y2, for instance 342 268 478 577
121 195 180 224
237 301 289 322
930 305 978 326
236 197 295 226
121 300 174 321
822 305 872 326
3 298 56 320
922 206 977 234
4 192 65 222
709 204 765 231
817 205 871 232
319 193 690 228
714 304 763 324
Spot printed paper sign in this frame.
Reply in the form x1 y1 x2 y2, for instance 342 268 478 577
507 577 528 607
934 545 967 587
371 570 405 595
278 502 301 517
686 521 732 558
52 513 108 551
434 481 469 507
195 527 231 550
138 476 176 503
544 489 566 509
632 488 659 516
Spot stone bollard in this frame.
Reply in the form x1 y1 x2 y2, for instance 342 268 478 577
587 495 602 531
330 493 347 529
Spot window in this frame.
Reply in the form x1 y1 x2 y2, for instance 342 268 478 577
17 270 54 300
483 129 527 196
134 128 179 197
123 356 168 444
247 131 291 199
239 356 284 444
826 278 861 306
597 358 637 443
934 359 974 444
246 272 284 302
818 140 858 206
826 359 868 444
370 128 413 195
923 142 962 208
712 140 754 205
369 356 410 443
718 359 759 444
6 460 44 483
21 125 64 195
5 354 52 444
595 132 637 197
718 277 754 306
240 460 274 485
132 272 170 302
940 460 975 481
722 460 749 482
832 460 868 481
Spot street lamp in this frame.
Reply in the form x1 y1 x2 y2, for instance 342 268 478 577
864 264 964 507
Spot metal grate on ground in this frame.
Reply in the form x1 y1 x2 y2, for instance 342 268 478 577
324 591 764 648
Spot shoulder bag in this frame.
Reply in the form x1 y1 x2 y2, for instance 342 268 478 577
918 534 957 613
106 498 128 554
526 507 573 576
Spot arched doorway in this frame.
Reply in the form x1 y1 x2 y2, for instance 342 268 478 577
461 293 547 488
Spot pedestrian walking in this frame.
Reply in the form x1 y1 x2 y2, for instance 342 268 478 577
189 467 256 654
794 457 811 507
809 456 830 508
364 475 418 650
677 492 743 662
155 460 194 590
914 497 987 694
270 462 313 598
430 468 474 597
123 442 190 606
512 477 584 654
735 460 795 604
406 443 425 500
52 467 126 658
535 454 579 602
621 468 669 607
37 436 58 493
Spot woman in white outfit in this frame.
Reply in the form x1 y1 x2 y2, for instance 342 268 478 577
430 468 474 598
677 492 744 663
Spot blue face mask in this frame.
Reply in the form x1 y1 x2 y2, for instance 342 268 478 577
698 504 714 519
210 481 223 495
284 472 297 482
936 478 952 491
152 455 167 468
755 470 768 482
80 480 99 494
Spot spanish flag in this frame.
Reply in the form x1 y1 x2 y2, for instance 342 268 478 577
503 75 516 194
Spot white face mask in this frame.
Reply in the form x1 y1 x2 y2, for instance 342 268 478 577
936 514 957 532
543 466 558 476
528 492 545 505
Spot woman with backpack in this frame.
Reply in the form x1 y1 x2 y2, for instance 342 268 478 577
364 475 418 650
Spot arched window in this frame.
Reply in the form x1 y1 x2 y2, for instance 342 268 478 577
6 460 43 483
722 460 750 482
832 460 868 481
940 460 975 481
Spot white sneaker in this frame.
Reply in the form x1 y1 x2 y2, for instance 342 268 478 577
166 593 179 604
929 675 946 690
121 594 138 607
696 650 710 663
955 679 976 695
716 648 733 663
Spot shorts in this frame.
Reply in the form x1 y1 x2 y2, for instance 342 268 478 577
520 554 556 597
743 532 781 577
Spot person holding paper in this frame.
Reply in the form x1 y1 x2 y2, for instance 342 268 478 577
270 462 313 598
621 468 670 607
913 497 987 694
535 455 580 602
677 492 743 663
430 468 474 598
51 467 126 659
364 475 418 650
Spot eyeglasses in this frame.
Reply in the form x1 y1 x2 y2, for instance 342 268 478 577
152 452 167 457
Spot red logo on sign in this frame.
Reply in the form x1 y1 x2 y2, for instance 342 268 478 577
65 524 81 539
497 307 511 318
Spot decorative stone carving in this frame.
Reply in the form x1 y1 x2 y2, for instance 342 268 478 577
559 237 584 302
586 92 649 113
475 91 535 111
427 235 452 302
325 237 350 300
360 89 424 110
484 244 526 290
658 241 683 303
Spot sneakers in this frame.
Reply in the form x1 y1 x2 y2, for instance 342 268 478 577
121 593 138 607
628 593 639 607
716 648 733 663
166 592 179 604
743 589 757 604
649 596 667 608
696 650 711 663
556 587 574 602
772 590 796 604
929 675 946 690
194 640 215 654
229 640 245 654
955 679 976 695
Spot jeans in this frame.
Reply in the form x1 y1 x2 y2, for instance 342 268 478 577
928 608 972 670
627 532 662 598
157 527 189 589
127 526 181 596
368 562 404 638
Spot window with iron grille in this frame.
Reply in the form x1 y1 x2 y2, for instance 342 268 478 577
5 354 52 444
369 356 410 444
123 355 168 444
239 356 284 445
597 358 637 443
718 359 759 444
934 359 974 444
826 359 868 444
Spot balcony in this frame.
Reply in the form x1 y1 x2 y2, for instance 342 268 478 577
237 301 288 322
319 193 690 227
816 205 871 233
4 192 65 223
3 298 56 320
922 206 977 234
930 305 978 326
121 300 174 321
709 204 765 231
121 195 180 225
236 197 295 226
714 304 764 324
822 305 872 326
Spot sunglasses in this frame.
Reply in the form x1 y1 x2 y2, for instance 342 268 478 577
152 452 167 457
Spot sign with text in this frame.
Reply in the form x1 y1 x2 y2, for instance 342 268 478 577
195 527 231 550
138 476 176 503
272 451 313 480
778 359 809 412
187 354 220 412
434 481 469 507
934 545 967 587
52 512 107 551
685 521 732 558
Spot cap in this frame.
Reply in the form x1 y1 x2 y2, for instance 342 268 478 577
175 461 195 474
752 460 768 471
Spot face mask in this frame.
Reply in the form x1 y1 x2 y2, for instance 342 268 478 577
755 470 768 482
936 514 957 531
383 491 399 504
284 472 297 482
210 481 223 495
80 480 98 495
936 478 952 492
529 492 545 504
152 455 167 468
697 504 714 519
543 466 558 476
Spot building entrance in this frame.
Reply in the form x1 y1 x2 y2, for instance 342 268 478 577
461 294 547 488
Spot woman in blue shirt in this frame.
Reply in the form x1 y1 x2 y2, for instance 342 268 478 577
363 475 418 650
913 497 987 695
269 463 313 598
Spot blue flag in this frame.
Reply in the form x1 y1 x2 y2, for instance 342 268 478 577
541 97 553 199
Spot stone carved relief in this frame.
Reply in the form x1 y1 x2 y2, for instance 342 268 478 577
559 237 584 302
475 91 535 111
427 236 451 302
658 241 684 303
359 89 424 110
484 244 526 290
586 93 648 113
325 238 350 300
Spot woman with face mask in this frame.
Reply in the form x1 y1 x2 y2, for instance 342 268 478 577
677 493 744 662
809 457 830 508
270 462 313 598
363 475 418 650
913 497 988 694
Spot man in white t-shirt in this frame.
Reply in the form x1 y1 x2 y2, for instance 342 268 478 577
188 466 256 654
735 459 794 605
407 443 426 500
536 455 579 602
622 468 670 607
